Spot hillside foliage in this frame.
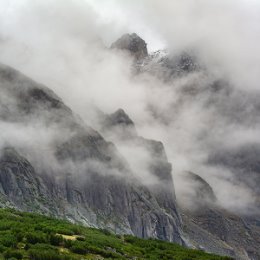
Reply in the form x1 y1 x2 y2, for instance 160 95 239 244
0 209 233 260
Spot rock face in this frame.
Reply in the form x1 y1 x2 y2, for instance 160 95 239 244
177 172 260 260
101 108 138 138
98 108 175 184
180 171 217 207
0 147 55 213
136 49 200 79
111 33 148 60
0 63 183 244
182 208 260 260
97 104 260 259
97 107 183 240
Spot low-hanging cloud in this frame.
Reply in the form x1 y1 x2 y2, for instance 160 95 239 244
0 0 259 216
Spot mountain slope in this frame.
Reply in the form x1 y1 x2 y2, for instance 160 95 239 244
178 172 260 260
98 105 260 260
0 208 233 260
104 34 260 259
0 63 183 243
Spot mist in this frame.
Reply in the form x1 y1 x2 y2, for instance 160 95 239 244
0 0 259 216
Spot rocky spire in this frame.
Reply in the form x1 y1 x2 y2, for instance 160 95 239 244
111 33 148 60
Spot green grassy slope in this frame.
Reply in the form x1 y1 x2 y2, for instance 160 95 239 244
0 209 233 260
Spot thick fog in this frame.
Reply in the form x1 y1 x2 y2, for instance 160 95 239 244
0 0 259 215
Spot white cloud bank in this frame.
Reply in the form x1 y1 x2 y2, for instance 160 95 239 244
0 0 259 215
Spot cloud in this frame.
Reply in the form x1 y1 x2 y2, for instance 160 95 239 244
90 0 260 90
0 0 259 215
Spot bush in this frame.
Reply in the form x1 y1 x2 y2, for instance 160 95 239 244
101 228 112 236
26 232 47 244
56 229 74 236
0 244 6 253
63 239 72 249
70 243 87 255
124 235 135 243
86 246 119 258
75 236 85 241
15 232 23 243
29 243 58 252
86 246 104 255
24 244 30 250
0 234 18 248
28 249 73 260
3 249 23 260
49 234 63 246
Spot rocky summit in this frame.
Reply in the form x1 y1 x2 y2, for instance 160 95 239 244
111 33 148 60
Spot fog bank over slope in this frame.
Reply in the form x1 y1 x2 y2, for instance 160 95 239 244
0 0 259 215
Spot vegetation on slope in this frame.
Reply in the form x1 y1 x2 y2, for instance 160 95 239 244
0 209 233 260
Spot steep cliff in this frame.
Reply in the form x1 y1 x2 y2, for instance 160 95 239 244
178 172 260 260
0 63 183 243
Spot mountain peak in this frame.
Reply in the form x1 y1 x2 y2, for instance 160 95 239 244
184 171 217 205
102 108 138 138
109 108 135 126
0 147 22 163
111 33 148 59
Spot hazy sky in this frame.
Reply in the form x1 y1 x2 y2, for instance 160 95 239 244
86 0 260 90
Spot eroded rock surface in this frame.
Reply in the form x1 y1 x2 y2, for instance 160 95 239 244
111 33 148 60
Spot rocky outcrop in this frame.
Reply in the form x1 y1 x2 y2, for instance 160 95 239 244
0 64 76 128
178 172 260 260
101 108 138 138
182 207 260 260
137 49 200 80
111 33 148 60
98 108 182 239
99 108 175 184
180 171 217 206
0 147 57 215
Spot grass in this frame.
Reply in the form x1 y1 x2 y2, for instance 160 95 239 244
0 208 233 260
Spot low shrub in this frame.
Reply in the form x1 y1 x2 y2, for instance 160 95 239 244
49 234 63 246
70 243 87 255
3 249 23 260
26 232 47 244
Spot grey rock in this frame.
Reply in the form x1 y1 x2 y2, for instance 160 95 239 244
137 50 200 80
0 147 57 215
98 108 182 240
181 171 217 205
182 207 260 260
0 63 183 244
101 109 138 138
178 172 260 260
111 33 148 60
